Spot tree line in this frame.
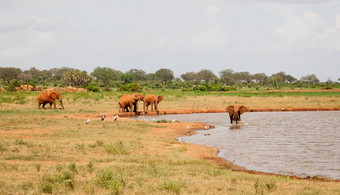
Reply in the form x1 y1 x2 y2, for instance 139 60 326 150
0 66 338 92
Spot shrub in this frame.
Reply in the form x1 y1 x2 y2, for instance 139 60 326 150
198 85 208 91
119 83 142 92
38 171 75 194
86 85 100 92
103 86 111 91
95 168 124 194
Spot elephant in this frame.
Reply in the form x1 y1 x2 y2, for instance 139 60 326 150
118 93 145 113
144 94 163 114
37 91 64 109
226 105 247 124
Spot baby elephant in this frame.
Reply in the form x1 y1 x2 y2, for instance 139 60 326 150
226 105 247 124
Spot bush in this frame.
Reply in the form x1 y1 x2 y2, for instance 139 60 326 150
38 171 75 194
95 168 124 194
119 83 142 92
198 85 208 91
86 85 100 92
103 86 111 91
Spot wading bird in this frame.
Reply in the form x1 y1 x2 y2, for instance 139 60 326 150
114 115 119 121
101 113 106 121
86 119 90 125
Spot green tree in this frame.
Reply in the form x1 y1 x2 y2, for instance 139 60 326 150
155 68 174 85
285 74 297 83
219 69 235 85
252 73 267 84
50 67 73 81
128 69 147 81
91 67 118 86
146 73 156 81
180 72 197 81
300 74 319 84
119 73 135 84
233 71 251 83
0 67 22 83
197 69 216 82
63 70 91 86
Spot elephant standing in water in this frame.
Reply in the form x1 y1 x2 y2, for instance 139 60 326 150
37 91 64 109
118 94 145 114
144 94 163 114
226 105 247 124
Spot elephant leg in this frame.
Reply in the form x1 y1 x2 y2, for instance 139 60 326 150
155 103 159 114
229 115 233 124
133 103 138 113
129 103 133 112
52 100 56 109
150 103 154 111
42 103 46 109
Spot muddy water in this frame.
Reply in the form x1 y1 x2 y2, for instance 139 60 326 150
137 111 340 179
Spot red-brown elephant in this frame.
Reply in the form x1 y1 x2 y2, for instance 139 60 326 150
144 94 163 114
118 93 145 113
226 105 247 124
37 91 64 109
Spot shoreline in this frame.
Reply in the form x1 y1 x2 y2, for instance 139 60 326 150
139 109 340 182
50 108 340 182
116 107 340 117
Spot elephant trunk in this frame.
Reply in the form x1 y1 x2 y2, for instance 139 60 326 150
60 99 64 109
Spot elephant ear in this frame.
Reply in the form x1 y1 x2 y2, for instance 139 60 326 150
49 92 57 100
131 96 138 102
55 92 61 99
226 105 235 115
239 105 248 115
157 96 163 103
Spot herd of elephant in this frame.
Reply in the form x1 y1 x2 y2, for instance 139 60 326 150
37 91 247 124
117 93 163 114
37 91 163 114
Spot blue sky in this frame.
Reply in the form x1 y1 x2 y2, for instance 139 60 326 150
0 0 339 81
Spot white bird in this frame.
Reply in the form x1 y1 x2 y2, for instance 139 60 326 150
282 108 285 111
114 115 119 121
187 125 189 129
86 119 90 125
172 119 176 122
101 113 106 121
204 125 209 130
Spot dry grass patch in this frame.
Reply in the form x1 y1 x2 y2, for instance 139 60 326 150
0 91 339 194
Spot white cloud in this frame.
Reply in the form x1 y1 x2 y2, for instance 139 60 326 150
271 10 340 52
189 5 228 51
0 16 57 59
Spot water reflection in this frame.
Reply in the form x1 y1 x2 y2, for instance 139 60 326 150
136 111 340 179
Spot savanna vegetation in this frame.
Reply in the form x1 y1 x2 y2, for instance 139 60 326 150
1 90 340 194
1 66 339 194
0 66 339 92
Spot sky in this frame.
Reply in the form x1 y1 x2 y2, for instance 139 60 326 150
0 0 339 81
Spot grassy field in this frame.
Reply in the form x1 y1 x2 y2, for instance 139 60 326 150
0 90 340 194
